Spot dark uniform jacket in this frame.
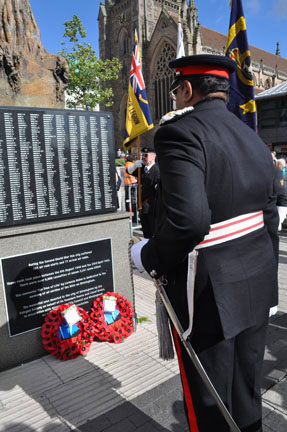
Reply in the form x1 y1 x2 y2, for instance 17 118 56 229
141 163 160 203
134 163 160 238
141 99 279 341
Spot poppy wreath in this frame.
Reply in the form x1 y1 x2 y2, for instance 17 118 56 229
41 303 96 360
90 292 134 344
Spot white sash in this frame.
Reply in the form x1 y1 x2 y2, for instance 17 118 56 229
182 211 264 340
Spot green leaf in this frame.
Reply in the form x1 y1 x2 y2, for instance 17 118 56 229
58 15 122 110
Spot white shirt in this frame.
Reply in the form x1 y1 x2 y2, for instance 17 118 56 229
144 162 155 172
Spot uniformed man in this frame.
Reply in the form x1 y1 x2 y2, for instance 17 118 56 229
131 55 279 431
127 147 160 238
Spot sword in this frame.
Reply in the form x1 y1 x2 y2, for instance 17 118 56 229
154 276 241 432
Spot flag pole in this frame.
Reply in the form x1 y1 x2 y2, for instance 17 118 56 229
137 136 142 211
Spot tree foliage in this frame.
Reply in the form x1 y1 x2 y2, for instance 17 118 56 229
59 15 122 110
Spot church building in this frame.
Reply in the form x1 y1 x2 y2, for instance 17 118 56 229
98 0 287 149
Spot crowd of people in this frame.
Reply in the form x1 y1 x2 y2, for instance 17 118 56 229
115 147 160 236
119 149 287 236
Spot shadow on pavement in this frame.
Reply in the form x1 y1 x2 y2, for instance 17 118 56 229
261 311 287 431
78 375 189 432
0 351 187 432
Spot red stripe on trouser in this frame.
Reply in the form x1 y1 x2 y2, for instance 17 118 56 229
172 327 199 432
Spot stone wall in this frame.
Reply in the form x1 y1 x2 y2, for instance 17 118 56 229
0 0 68 108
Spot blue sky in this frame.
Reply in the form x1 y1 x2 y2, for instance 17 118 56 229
29 0 287 58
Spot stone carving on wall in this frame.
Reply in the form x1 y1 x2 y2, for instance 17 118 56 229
0 45 21 92
0 0 68 108
53 56 69 102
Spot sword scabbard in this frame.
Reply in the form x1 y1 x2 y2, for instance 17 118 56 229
154 276 241 432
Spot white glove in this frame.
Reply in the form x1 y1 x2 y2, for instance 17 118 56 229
131 238 149 271
269 305 278 317
127 160 142 174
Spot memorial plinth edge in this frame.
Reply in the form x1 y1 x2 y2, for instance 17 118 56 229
0 212 131 239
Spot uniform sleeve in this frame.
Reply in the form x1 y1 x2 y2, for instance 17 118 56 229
141 121 211 278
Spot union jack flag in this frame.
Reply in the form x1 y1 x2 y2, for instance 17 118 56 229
130 38 145 93
123 30 153 151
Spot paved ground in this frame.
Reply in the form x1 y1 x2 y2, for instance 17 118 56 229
0 233 286 431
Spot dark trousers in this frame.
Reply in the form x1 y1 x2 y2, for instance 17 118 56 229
139 211 154 239
173 315 268 432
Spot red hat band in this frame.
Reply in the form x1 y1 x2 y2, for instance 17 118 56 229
175 65 230 79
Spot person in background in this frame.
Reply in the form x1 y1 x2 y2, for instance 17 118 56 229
127 147 160 238
277 158 287 230
115 149 126 167
131 54 278 431
115 168 122 209
277 158 287 182
271 151 277 166
269 157 286 317
124 154 137 212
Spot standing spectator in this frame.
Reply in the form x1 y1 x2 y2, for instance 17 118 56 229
131 54 278 431
277 158 287 230
115 168 122 209
127 147 160 238
277 158 287 185
115 150 126 167
124 154 137 212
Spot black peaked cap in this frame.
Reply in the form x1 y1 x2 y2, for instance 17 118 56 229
169 54 237 73
141 147 155 153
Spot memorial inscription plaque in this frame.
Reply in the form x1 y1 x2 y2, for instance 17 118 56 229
1 239 114 336
0 107 117 227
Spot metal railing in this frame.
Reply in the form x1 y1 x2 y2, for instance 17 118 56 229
125 184 142 237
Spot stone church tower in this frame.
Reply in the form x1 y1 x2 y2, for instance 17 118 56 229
98 0 287 149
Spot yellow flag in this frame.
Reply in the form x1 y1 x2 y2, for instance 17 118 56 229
123 30 153 151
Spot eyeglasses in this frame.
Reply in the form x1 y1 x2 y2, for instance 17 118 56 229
169 83 183 101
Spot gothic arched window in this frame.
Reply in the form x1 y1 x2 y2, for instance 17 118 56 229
122 63 128 89
154 42 176 120
119 28 129 57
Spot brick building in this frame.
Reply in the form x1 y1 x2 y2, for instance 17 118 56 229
98 0 287 149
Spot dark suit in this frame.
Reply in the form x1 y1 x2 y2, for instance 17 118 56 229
141 99 279 431
136 163 160 238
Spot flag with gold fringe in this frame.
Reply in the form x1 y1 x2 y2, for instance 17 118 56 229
225 0 256 131
123 30 153 152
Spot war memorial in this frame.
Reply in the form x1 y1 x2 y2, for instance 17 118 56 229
0 1 286 432
0 0 132 371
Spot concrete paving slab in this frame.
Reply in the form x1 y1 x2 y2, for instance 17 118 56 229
0 234 286 431
263 408 287 432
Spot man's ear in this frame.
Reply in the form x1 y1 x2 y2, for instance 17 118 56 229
183 80 193 103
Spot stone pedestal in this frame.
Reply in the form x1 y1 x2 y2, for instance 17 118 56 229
0 212 132 371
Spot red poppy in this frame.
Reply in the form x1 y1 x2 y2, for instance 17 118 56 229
89 293 134 344
42 304 96 361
